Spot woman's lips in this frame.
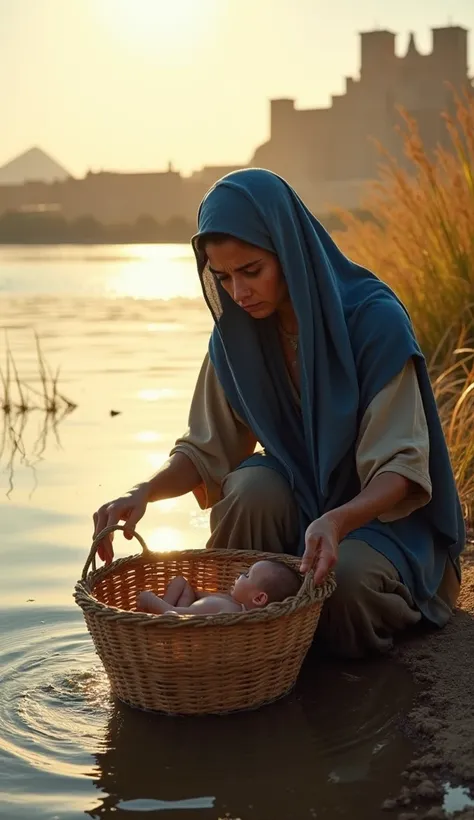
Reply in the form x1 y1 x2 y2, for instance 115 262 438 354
242 302 265 312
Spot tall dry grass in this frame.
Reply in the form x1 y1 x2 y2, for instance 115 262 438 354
334 92 474 359
430 330 474 524
333 92 474 523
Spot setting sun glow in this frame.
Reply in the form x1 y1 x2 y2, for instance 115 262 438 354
100 0 213 54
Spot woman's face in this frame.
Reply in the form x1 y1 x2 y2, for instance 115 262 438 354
205 237 289 318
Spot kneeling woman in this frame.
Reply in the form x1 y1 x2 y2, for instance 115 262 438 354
93 169 465 659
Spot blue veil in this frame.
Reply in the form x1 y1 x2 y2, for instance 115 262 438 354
192 168 464 623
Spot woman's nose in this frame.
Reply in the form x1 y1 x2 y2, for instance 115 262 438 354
233 279 251 304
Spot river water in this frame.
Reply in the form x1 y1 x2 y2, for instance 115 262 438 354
0 244 415 820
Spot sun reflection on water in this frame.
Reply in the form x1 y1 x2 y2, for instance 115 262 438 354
146 452 169 471
138 388 176 401
134 430 163 443
147 322 184 333
156 498 178 512
146 526 185 552
104 245 201 301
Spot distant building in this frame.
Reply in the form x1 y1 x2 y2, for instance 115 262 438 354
189 165 244 185
58 169 186 223
250 25 472 211
0 25 471 223
0 167 195 226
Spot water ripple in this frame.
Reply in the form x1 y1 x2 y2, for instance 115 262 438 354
0 611 111 781
0 607 417 820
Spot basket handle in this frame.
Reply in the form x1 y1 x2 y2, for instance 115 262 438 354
81 524 151 580
297 568 315 597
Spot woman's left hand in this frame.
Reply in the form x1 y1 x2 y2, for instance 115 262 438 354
300 514 340 586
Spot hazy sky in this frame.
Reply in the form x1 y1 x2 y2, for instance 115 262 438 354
2 0 473 177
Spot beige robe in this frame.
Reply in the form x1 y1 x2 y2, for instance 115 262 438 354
169 355 460 655
170 354 432 521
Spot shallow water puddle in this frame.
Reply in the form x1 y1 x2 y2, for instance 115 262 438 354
443 783 474 814
118 798 216 811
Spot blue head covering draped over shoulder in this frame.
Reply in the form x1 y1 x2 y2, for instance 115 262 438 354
192 168 464 624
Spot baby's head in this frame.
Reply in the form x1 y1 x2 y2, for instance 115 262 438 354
231 559 301 610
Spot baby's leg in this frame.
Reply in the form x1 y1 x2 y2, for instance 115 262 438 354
137 591 171 614
162 576 197 607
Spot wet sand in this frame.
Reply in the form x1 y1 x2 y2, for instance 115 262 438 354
383 542 474 818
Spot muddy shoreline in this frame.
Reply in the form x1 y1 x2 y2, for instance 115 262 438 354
384 542 474 819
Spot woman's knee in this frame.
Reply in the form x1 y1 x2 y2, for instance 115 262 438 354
332 539 399 604
316 540 418 659
222 466 296 520
208 465 298 552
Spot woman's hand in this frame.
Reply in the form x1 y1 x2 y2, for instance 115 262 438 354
300 514 340 586
92 483 150 565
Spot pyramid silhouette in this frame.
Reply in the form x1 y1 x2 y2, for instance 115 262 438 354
0 147 71 185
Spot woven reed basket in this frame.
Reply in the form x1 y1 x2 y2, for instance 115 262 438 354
74 524 336 715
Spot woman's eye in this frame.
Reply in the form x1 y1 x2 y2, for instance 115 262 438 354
215 274 230 283
245 268 261 278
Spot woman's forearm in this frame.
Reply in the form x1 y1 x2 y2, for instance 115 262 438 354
325 472 412 540
135 452 203 503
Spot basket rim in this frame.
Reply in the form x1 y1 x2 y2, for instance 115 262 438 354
74 548 336 628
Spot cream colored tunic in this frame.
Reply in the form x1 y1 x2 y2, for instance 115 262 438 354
170 354 432 520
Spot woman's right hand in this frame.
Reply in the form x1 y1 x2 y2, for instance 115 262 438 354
92 483 150 564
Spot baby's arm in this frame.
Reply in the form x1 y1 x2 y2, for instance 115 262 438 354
137 590 239 615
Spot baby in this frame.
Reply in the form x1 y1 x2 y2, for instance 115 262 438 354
136 559 301 615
